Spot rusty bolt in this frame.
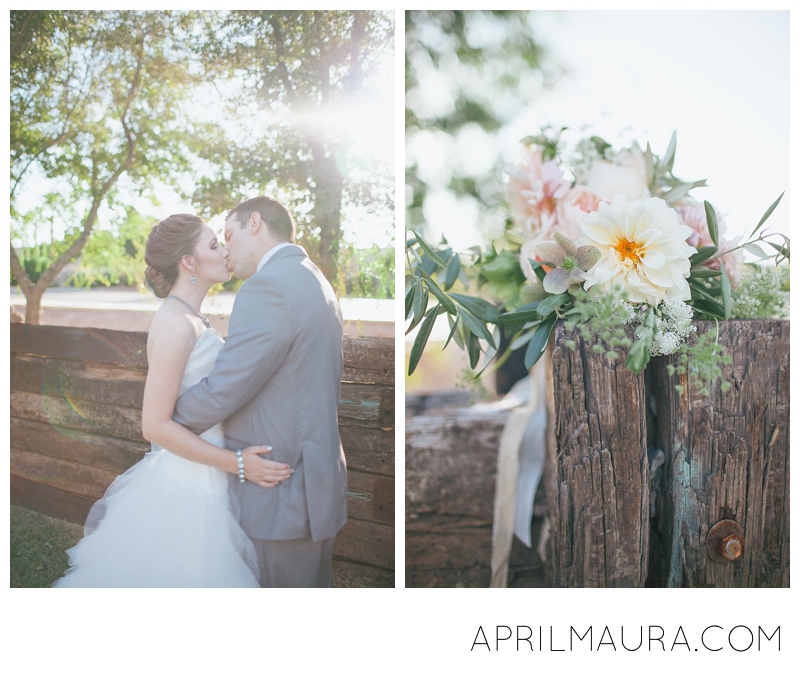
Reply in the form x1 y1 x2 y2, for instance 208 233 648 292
720 533 742 561
706 519 745 564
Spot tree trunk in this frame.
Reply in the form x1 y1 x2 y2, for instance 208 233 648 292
24 292 43 325
310 153 343 286
648 320 789 587
545 322 650 587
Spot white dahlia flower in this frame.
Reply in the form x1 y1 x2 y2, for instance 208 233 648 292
580 195 696 306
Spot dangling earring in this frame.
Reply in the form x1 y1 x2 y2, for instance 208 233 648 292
190 274 197 285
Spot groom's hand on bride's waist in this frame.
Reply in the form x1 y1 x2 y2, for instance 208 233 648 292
242 445 293 489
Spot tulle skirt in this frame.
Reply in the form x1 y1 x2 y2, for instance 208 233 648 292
54 429 259 588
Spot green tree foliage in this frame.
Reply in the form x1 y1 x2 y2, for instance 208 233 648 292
338 244 394 299
65 208 153 288
405 11 551 374
10 10 215 323
406 10 549 238
191 10 394 284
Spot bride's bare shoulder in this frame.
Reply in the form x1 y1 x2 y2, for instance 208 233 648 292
147 304 200 358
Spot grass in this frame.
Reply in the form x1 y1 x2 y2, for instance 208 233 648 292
10 506 83 588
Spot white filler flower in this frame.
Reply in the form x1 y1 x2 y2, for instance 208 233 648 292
580 195 696 306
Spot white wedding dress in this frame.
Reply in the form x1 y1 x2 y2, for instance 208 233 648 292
54 328 259 587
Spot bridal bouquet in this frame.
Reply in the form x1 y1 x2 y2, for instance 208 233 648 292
406 130 789 394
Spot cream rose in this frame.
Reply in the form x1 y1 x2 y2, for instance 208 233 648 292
583 161 651 202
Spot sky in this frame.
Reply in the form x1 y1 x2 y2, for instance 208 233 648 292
11 19 396 251
420 10 789 252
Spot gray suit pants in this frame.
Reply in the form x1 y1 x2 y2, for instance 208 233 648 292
252 536 336 588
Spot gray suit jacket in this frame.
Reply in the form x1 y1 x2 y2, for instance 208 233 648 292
173 245 347 542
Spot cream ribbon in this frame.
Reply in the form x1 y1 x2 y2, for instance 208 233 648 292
489 352 549 588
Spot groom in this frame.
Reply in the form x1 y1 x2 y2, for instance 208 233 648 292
173 196 348 587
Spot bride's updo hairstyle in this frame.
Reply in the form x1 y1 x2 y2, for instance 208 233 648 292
144 214 205 298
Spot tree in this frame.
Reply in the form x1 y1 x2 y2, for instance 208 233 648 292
10 10 211 323
405 11 551 241
192 10 394 284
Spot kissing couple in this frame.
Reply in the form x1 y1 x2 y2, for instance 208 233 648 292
55 196 348 587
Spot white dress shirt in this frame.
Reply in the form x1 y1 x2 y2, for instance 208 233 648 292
256 242 294 273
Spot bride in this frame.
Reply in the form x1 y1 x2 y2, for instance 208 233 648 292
54 214 292 587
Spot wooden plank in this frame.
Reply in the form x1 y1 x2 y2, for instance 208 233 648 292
405 409 508 520
10 410 390 480
547 322 649 588
11 417 149 473
11 355 146 408
11 474 95 525
11 391 146 442
10 327 393 383
339 426 394 476
333 517 394 570
649 320 789 588
338 384 394 429
11 447 118 499
406 515 492 587
10 386 392 467
347 470 394 525
343 336 393 385
11 325 148 367
331 560 394 588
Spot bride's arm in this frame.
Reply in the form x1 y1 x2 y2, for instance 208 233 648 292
141 313 292 488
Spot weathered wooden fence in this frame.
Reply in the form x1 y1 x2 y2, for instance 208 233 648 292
406 319 789 588
547 319 789 587
405 396 548 587
10 324 394 588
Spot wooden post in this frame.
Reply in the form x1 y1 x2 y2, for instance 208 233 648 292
648 320 789 587
546 322 650 587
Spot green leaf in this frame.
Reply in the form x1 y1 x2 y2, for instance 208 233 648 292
536 292 570 318
483 326 502 368
626 309 655 374
495 302 540 325
458 307 496 348
626 332 653 374
444 253 460 290
720 265 731 319
510 324 540 351
743 243 769 260
524 313 557 369
691 298 726 320
449 293 500 323
644 142 655 187
411 230 448 268
412 279 428 328
467 332 481 369
747 191 784 240
417 267 457 315
661 179 707 206
689 267 722 279
689 285 726 318
766 241 790 259
408 305 440 375
662 131 677 173
404 280 417 319
448 314 466 350
690 245 718 266
704 200 719 247
443 313 460 350
528 258 548 283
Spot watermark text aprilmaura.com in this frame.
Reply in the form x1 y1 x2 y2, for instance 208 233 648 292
471 625 779 653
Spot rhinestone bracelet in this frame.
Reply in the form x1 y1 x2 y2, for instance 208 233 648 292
235 449 245 483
